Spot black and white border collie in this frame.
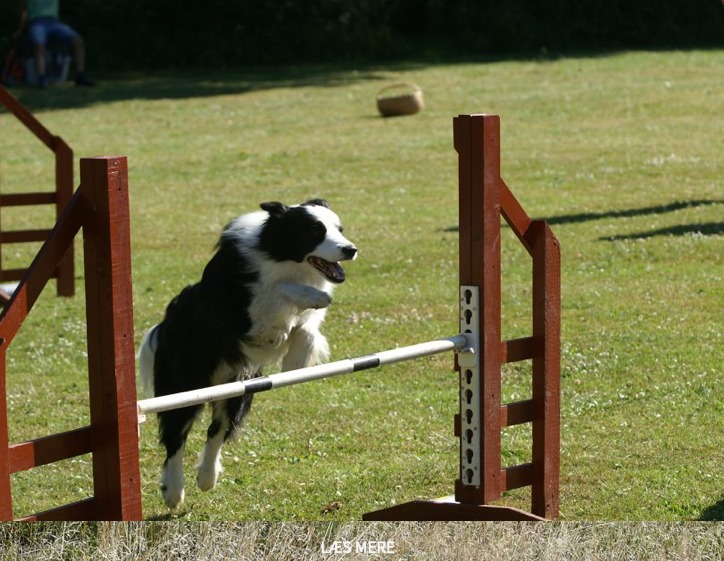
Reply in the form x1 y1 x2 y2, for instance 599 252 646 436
138 199 357 509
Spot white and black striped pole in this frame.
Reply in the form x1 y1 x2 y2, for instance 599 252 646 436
137 333 472 423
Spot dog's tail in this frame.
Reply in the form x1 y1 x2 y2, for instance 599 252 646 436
137 325 159 398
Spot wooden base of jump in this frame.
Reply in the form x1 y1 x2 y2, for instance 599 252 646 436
363 497 546 521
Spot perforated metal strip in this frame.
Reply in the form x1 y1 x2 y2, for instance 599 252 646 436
458 285 481 487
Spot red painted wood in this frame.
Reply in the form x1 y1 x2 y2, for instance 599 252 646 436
501 400 534 427
0 193 57 206
363 499 546 521
501 336 535 363
500 179 533 253
0 351 11 519
0 268 29 282
0 267 62 282
8 427 93 473
502 463 535 491
453 114 503 505
55 140 75 297
18 498 97 521
454 116 472 285
531 220 561 519
478 114 503 504
1 229 53 243
81 157 142 521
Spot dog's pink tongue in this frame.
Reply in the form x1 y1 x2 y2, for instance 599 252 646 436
329 261 345 282
309 256 345 283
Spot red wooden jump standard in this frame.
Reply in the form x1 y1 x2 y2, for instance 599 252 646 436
363 114 560 520
0 157 141 521
0 84 74 301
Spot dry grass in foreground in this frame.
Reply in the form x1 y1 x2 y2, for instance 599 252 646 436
1 522 722 560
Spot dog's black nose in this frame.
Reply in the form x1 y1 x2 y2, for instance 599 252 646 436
343 246 358 260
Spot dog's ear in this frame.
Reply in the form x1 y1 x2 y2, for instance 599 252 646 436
302 198 330 209
260 202 289 216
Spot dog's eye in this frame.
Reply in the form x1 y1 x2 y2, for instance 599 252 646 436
338 225 344 234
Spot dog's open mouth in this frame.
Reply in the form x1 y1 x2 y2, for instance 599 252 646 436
308 256 345 283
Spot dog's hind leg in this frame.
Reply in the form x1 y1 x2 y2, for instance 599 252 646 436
197 394 254 492
159 406 201 509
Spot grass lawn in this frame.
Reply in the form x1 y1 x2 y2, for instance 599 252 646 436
0 49 722 522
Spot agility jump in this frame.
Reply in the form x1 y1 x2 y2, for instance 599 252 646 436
0 113 560 521
137 334 470 420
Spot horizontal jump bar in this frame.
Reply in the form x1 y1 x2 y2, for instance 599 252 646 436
137 333 471 420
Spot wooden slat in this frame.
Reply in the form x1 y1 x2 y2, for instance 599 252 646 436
18 498 96 521
500 179 533 254
55 140 75 297
501 337 535 363
501 463 535 491
8 426 93 474
500 400 534 427
0 193 56 206
0 268 60 283
0 229 52 244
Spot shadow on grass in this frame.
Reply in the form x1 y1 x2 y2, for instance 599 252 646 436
442 199 724 238
600 222 724 241
699 497 724 521
544 199 723 226
6 47 723 115
1 61 432 113
540 198 724 241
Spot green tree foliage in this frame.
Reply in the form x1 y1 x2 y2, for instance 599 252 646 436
1 0 723 70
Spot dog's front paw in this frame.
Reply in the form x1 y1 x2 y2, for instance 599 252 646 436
306 290 332 309
280 283 332 310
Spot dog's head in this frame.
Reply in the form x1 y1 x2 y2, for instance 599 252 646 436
259 199 357 283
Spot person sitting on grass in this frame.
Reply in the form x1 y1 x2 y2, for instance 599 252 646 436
20 0 95 87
